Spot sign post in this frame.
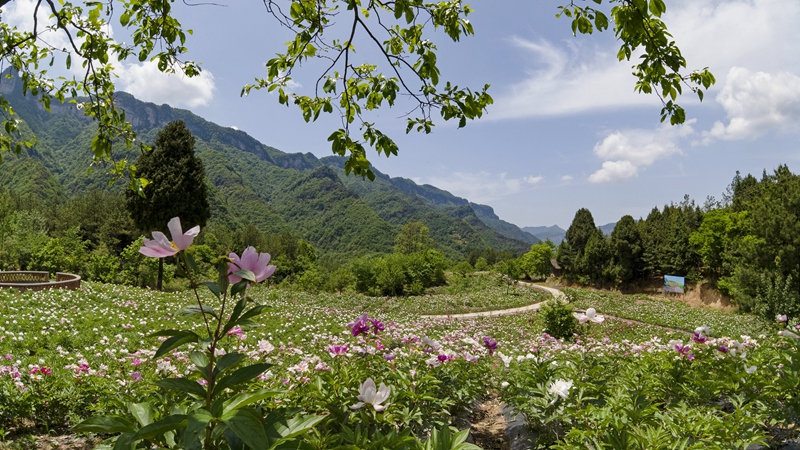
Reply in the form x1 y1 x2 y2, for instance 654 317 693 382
664 275 685 295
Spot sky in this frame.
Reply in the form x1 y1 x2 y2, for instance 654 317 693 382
4 0 800 229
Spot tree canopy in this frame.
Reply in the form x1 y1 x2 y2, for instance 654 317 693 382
125 120 210 235
0 0 714 188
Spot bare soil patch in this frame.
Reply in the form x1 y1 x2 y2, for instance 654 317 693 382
470 395 510 450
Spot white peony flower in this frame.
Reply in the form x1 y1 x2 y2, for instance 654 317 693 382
694 325 712 336
548 379 573 402
350 378 391 412
573 308 605 324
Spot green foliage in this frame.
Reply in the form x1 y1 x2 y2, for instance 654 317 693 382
125 120 211 234
540 299 578 341
0 210 49 270
117 237 171 288
753 274 799 322
610 215 643 284
519 242 554 280
348 250 448 297
29 227 88 275
557 208 597 279
395 222 435 255
451 261 474 277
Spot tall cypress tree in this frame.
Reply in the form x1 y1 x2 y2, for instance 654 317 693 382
125 120 211 289
557 208 597 280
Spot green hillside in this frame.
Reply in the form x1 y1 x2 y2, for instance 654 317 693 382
0 73 531 259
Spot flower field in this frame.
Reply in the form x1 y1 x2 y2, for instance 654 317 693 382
1 279 798 449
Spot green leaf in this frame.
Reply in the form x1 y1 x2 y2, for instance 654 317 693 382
213 363 271 396
238 304 270 323
154 331 200 359
233 269 256 283
222 298 248 334
231 280 248 298
131 414 188 441
190 351 211 379
128 403 155 427
183 409 213 450
112 432 137 450
177 305 219 320
73 416 136 434
223 389 285 415
266 414 326 449
222 409 269 450
149 329 184 338
202 281 221 299
213 352 247 379
155 378 207 398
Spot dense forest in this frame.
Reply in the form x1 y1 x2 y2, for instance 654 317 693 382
552 166 800 320
0 73 534 293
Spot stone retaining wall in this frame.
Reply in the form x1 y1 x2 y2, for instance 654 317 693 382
0 271 81 292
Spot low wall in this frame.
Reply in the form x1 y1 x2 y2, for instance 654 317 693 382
0 271 81 292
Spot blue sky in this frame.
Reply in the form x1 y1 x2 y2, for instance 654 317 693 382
6 0 800 229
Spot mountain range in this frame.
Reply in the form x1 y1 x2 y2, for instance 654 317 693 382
0 71 545 259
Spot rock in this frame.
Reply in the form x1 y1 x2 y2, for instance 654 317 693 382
501 405 537 450
780 438 800 450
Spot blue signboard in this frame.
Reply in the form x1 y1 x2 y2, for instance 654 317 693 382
664 275 685 294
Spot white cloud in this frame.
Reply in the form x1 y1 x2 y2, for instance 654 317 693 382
588 161 639 184
700 67 800 143
524 175 544 184
492 0 800 120
588 121 695 183
560 175 573 181
2 0 112 76
118 61 216 108
490 38 652 119
423 172 528 203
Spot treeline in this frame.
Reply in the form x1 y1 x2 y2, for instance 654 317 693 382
552 165 800 321
0 190 517 295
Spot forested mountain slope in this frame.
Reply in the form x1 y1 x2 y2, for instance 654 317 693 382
0 72 531 258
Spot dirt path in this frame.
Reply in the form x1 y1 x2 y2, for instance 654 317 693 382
420 283 564 320
421 283 691 336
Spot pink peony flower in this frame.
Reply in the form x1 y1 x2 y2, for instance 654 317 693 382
228 247 277 284
139 217 199 258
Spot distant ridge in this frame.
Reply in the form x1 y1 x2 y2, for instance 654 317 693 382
0 70 535 258
523 225 566 244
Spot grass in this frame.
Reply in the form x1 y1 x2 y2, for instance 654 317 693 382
564 287 772 338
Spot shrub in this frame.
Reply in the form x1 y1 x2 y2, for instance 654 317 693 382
541 299 578 340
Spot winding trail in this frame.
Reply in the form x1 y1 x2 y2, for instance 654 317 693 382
421 283 691 335
420 282 564 320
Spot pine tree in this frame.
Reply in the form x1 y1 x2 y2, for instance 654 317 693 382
125 120 211 289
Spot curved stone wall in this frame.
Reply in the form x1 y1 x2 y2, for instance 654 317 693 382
0 271 82 292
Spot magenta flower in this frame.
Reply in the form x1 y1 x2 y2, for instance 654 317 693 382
674 344 694 360
717 345 729 354
327 345 348 357
130 372 143 382
369 318 385 334
483 337 498 356
693 333 707 344
348 314 371 337
227 326 243 337
139 217 200 258
228 247 277 284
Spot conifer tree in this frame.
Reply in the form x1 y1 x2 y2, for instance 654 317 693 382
125 120 210 290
